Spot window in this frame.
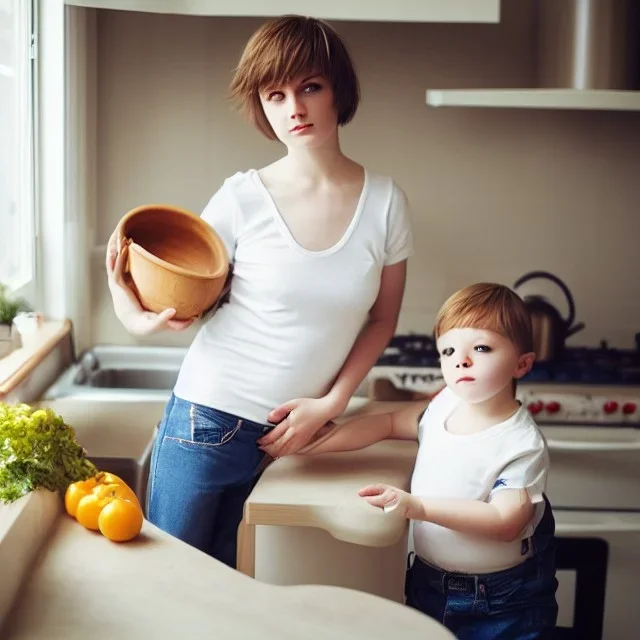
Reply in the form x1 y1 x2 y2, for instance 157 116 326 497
0 0 35 298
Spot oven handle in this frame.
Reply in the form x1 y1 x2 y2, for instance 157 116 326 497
547 438 640 452
555 510 640 534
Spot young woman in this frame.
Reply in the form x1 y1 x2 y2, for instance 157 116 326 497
106 15 413 568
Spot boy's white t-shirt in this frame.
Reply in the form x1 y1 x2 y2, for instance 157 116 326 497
411 387 549 574
173 169 413 424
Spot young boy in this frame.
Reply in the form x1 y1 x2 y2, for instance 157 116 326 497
293 283 558 639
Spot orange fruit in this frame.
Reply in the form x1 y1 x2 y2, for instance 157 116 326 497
67 470 143 541
75 483 138 530
92 482 140 507
64 477 99 518
96 471 126 485
75 493 109 530
98 498 143 542
96 473 140 506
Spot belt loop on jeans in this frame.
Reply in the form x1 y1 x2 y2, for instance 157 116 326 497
477 579 487 601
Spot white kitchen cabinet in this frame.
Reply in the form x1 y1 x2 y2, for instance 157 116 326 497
63 0 500 23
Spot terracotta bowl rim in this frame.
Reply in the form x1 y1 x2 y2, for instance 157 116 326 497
118 204 229 280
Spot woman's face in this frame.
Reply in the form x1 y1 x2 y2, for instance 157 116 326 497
259 72 339 149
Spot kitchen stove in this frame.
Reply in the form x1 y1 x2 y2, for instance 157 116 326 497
372 334 640 640
372 334 640 426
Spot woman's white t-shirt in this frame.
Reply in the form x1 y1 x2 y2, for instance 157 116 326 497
173 169 413 424
411 387 550 573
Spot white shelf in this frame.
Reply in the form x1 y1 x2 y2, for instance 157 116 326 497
63 0 500 23
426 89 640 111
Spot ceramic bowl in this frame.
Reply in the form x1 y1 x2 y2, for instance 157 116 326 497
117 204 229 320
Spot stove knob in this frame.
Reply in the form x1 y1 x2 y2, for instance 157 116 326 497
527 401 544 415
622 402 637 415
603 401 619 414
545 401 561 414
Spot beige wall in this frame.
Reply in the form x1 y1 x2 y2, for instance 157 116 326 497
91 0 640 350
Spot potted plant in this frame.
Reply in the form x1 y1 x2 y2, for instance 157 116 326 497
0 283 29 358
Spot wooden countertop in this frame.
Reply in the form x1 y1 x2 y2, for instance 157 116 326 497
243 439 418 547
2 491 454 640
235 400 421 578
0 320 71 399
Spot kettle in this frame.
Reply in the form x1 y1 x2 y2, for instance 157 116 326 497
513 271 585 362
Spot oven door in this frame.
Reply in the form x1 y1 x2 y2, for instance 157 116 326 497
554 509 640 640
543 424 640 510
544 425 640 640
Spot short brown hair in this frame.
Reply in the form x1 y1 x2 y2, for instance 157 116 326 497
434 283 534 355
229 15 360 140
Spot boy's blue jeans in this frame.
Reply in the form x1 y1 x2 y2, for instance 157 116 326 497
146 393 273 568
405 499 558 639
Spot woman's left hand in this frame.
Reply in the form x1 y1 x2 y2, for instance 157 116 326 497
258 397 340 458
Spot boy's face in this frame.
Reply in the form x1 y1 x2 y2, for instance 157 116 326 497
437 328 535 404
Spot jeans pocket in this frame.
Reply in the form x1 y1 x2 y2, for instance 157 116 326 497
188 402 241 447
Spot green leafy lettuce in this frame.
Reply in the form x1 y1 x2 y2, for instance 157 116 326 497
0 402 97 504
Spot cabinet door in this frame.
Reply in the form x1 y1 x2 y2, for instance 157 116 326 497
63 0 500 24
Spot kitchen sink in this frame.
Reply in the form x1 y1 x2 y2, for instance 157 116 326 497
35 396 165 506
43 345 187 400
39 345 187 507
76 367 179 390
39 345 371 507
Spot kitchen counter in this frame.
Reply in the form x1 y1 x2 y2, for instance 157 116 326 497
242 440 418 547
237 431 419 602
2 491 453 639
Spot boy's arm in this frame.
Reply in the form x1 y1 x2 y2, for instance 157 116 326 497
362 487 534 543
296 399 428 455
413 490 534 542
359 484 534 542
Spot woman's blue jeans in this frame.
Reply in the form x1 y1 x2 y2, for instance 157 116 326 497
146 393 272 568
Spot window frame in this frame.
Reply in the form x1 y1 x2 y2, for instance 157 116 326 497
1 0 38 306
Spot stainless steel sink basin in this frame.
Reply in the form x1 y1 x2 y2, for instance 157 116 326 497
43 345 187 400
35 397 166 506
39 345 370 509
39 345 188 508
75 367 179 390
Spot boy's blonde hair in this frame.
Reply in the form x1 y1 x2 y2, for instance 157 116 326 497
434 283 534 355
228 15 360 140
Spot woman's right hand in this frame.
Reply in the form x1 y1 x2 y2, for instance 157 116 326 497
105 229 195 335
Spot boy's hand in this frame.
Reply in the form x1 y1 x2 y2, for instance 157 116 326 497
358 484 423 520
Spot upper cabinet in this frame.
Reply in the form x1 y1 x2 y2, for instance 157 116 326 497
63 0 500 23
426 0 640 111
